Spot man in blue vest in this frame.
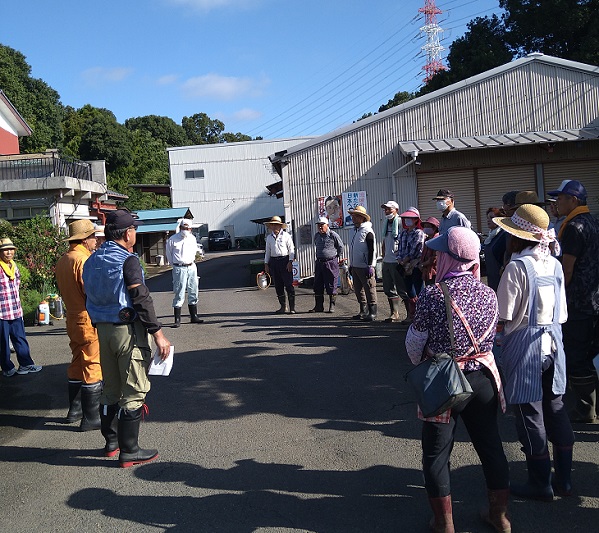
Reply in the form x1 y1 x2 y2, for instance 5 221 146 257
83 209 171 468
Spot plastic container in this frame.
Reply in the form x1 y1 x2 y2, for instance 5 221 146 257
37 301 50 325
48 295 63 319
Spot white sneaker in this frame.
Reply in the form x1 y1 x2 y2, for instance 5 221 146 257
16 365 42 375
2 367 17 377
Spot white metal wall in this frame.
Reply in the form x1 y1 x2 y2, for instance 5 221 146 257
168 138 313 237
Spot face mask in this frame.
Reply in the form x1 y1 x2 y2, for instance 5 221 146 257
423 227 435 236
385 213 396 220
436 200 448 211
404 219 414 228
181 229 191 236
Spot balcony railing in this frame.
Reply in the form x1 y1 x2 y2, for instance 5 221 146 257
0 153 92 182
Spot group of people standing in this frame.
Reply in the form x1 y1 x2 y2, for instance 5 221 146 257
405 179 598 533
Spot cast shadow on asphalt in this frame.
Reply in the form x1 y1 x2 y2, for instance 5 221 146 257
64 460 599 532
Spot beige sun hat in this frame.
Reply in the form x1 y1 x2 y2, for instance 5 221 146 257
493 204 550 242
347 205 370 222
67 219 97 241
0 238 16 251
264 216 287 229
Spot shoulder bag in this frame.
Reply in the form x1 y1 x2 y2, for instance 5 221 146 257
404 281 473 418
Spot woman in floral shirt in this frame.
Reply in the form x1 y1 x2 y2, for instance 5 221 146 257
405 226 510 533
396 207 425 324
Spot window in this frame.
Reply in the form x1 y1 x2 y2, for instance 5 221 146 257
185 169 205 180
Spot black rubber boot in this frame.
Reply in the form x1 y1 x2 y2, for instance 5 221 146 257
363 303 377 322
309 294 325 313
510 454 554 501
80 381 102 432
173 307 181 328
553 445 573 497
352 302 368 320
189 304 204 324
276 294 287 314
288 293 296 314
66 380 83 423
327 295 336 314
568 374 598 423
100 403 120 457
118 407 158 468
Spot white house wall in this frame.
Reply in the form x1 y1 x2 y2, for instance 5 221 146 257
280 55 599 278
168 138 312 238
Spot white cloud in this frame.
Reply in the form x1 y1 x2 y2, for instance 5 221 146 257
81 67 133 87
157 74 179 85
232 108 262 121
182 73 268 101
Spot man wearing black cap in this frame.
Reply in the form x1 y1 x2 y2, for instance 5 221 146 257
83 209 171 467
433 189 471 234
548 180 599 423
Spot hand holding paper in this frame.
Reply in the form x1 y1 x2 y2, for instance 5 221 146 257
148 345 174 376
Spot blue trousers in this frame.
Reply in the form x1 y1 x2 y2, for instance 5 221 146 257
172 264 199 307
0 317 35 372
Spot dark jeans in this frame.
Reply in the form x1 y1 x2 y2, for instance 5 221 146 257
422 368 509 497
562 314 598 378
512 363 575 457
314 258 339 296
268 256 295 297
0 317 35 372
403 267 424 299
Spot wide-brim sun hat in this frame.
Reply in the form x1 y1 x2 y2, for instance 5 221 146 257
426 226 480 262
66 219 97 241
347 205 370 222
0 238 16 251
264 216 287 229
400 207 420 219
514 190 545 206
493 204 550 242
423 216 440 229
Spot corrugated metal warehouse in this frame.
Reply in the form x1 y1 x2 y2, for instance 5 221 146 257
168 137 313 242
270 54 599 278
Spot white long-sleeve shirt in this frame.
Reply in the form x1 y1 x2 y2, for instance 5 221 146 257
165 231 197 265
264 230 295 262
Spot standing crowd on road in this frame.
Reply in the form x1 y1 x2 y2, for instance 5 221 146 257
258 179 597 533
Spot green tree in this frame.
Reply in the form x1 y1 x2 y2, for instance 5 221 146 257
0 44 64 152
182 113 225 145
221 132 253 143
500 0 599 64
77 105 133 172
125 115 191 147
378 91 415 113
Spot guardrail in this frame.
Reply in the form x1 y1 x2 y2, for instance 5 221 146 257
0 154 92 181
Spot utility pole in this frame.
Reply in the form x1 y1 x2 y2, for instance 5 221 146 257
419 0 446 83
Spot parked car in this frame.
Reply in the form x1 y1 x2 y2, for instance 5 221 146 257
208 230 232 251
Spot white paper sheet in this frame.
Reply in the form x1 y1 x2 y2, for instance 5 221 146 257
148 345 174 376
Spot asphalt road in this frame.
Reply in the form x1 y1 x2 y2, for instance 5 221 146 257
0 249 597 532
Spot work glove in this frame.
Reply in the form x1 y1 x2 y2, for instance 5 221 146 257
367 266 375 278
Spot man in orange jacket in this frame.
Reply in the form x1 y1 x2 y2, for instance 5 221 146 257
55 219 103 432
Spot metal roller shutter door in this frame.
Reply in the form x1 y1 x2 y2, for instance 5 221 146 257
417 170 475 229
478 165 536 227
543 160 599 215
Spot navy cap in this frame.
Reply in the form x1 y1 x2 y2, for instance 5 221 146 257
547 180 587 201
105 209 142 230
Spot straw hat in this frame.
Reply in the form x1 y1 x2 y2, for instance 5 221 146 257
264 216 287 229
67 219 96 241
514 191 545 206
493 204 550 242
347 205 370 221
0 238 16 251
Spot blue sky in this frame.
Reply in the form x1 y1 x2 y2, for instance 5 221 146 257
3 0 502 139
